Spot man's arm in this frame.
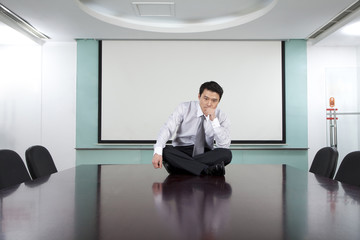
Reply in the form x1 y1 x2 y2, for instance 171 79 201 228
211 110 231 148
152 103 185 169
203 105 230 149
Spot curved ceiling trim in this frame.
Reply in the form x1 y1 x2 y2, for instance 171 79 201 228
76 0 278 33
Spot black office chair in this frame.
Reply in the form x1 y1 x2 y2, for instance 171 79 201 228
334 151 360 186
25 145 58 179
0 149 32 190
309 147 338 178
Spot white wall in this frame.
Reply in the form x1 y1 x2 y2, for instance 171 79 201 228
0 41 76 171
307 43 359 169
0 44 42 153
41 42 77 171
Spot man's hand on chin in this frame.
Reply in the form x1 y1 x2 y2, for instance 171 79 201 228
204 108 216 121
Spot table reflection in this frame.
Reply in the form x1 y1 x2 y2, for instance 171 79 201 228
152 175 232 240
313 174 360 206
341 183 360 205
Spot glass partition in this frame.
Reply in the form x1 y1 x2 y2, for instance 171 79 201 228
325 67 360 168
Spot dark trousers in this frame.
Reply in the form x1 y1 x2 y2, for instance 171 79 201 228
163 145 232 176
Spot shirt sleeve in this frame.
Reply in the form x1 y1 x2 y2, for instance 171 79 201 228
153 103 184 155
211 111 231 149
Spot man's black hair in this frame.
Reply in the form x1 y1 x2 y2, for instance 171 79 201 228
199 81 224 100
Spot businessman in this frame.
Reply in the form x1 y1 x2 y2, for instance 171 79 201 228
152 81 232 176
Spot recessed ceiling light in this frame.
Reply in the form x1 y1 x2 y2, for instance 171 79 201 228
132 2 175 17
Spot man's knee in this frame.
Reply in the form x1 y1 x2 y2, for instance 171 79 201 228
215 148 232 165
163 146 176 162
224 149 232 165
163 145 175 150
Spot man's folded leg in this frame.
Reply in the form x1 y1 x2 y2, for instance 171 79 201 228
163 146 208 176
194 148 232 166
163 146 232 176
194 148 232 176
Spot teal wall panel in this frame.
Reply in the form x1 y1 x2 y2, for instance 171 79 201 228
231 150 308 170
284 40 308 148
76 149 153 165
76 39 308 171
76 39 99 148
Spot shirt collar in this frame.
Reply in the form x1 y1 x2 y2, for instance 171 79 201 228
196 102 204 117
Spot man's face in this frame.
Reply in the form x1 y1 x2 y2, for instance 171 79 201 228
198 89 220 115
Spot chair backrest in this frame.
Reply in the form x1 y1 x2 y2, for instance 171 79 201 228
309 147 339 178
0 149 31 189
334 151 360 186
25 145 58 179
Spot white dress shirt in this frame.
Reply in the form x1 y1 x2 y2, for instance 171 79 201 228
154 101 231 155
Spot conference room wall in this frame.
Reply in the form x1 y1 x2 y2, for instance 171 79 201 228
307 44 360 169
76 39 308 170
0 42 76 171
41 42 77 171
0 44 42 158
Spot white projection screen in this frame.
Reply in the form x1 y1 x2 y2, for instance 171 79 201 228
99 40 285 144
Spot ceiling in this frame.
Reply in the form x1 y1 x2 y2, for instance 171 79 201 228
1 0 360 46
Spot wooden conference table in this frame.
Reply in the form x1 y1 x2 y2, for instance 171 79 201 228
1 164 360 240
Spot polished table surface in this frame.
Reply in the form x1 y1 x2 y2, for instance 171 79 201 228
1 164 360 240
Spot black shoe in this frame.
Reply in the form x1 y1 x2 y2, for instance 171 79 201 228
204 162 225 176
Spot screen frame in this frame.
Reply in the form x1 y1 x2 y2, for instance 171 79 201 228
98 40 286 144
